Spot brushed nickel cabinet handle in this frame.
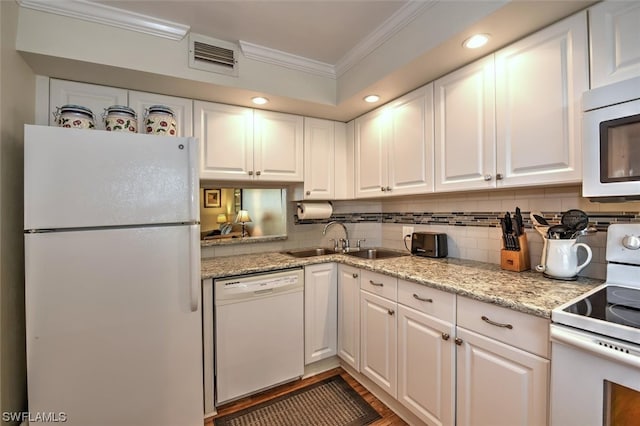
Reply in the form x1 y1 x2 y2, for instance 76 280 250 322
256 171 261 176
496 173 504 180
388 309 395 315
352 273 358 278
413 293 433 303
386 186 391 191
306 190 311 195
381 186 386 192
455 338 463 346
442 333 450 341
483 174 492 181
248 170 254 176
369 280 384 287
481 315 513 329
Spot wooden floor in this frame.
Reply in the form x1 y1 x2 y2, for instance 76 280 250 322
205 367 408 426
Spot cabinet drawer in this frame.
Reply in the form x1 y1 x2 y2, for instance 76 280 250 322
457 297 549 358
360 270 397 301
398 280 455 323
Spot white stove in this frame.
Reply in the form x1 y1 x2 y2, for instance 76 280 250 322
550 223 640 426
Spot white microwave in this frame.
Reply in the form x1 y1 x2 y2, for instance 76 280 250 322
583 76 640 201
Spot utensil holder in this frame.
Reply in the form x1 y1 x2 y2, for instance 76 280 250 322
500 234 530 272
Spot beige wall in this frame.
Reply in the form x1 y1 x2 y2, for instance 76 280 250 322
1 0 35 422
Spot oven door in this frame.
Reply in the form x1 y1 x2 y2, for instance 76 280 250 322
583 98 640 199
550 324 640 426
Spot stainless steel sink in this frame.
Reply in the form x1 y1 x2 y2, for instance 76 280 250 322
345 248 408 260
283 248 334 258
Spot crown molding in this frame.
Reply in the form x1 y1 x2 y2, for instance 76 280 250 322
335 1 436 77
239 41 336 79
17 0 190 41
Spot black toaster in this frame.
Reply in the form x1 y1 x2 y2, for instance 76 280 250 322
411 232 448 258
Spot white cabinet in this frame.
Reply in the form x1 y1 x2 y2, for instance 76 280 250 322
302 118 351 200
435 13 587 192
129 91 193 137
355 85 434 198
590 1 640 88
397 280 456 426
337 265 360 371
455 297 550 426
49 79 128 130
434 56 496 192
495 11 587 187
304 263 337 365
195 101 303 181
360 271 398 398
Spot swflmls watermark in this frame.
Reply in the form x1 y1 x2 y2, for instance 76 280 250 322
2 411 68 422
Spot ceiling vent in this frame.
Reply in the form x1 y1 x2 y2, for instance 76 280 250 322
189 34 238 76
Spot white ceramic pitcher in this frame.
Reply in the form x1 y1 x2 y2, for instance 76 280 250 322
543 239 593 279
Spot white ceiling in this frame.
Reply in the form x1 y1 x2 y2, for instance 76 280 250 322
97 0 409 66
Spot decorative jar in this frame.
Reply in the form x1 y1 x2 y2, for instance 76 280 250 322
144 105 177 136
54 105 95 129
104 105 138 133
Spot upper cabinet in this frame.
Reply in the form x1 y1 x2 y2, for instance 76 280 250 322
355 85 434 198
495 11 588 187
49 80 128 130
434 56 496 192
589 1 640 88
195 101 304 182
129 91 193 137
434 12 587 192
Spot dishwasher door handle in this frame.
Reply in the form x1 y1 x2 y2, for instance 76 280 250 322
254 288 274 295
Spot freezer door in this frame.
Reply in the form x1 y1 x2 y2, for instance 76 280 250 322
25 225 203 426
24 125 199 230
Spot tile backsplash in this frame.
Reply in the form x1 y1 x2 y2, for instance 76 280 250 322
204 185 640 280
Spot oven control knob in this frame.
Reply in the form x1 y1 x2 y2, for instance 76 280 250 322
622 235 640 250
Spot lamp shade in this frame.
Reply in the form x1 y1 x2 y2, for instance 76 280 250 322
216 214 227 224
235 210 252 223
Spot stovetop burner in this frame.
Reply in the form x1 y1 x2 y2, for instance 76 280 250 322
563 285 640 329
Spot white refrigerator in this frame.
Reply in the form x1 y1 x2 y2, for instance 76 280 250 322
24 125 203 426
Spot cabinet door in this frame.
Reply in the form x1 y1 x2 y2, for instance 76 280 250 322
360 290 397 398
355 107 389 198
456 327 549 426
434 56 496 192
388 85 434 196
254 110 304 182
496 12 587 188
304 263 337 365
590 1 640 88
194 101 253 181
304 118 335 199
49 79 128 130
129 91 193 137
337 265 360 371
398 305 455 426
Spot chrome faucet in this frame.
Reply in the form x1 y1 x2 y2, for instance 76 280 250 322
323 221 349 252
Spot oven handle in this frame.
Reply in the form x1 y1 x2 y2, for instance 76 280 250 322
551 325 640 369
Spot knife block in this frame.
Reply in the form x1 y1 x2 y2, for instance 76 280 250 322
500 234 530 272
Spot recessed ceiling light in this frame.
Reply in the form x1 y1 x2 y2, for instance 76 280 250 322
363 95 380 103
252 96 269 105
463 34 490 49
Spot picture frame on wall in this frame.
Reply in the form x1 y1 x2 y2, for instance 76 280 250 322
203 189 221 208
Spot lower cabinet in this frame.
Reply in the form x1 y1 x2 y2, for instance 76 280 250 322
304 263 337 365
337 265 361 371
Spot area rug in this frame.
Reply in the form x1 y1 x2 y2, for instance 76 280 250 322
213 374 382 426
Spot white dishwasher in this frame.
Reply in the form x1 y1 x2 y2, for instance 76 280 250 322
214 268 304 405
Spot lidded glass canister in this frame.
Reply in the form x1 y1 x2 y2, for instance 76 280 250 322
104 105 138 133
144 105 177 136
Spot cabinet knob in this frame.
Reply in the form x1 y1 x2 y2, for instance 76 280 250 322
483 174 492 181
381 186 386 192
248 170 254 176
387 309 395 316
454 337 463 346
306 191 311 196
386 186 391 192
496 173 504 180
256 171 261 176
442 333 450 341
352 273 358 278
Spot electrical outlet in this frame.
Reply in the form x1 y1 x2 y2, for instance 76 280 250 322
402 226 414 239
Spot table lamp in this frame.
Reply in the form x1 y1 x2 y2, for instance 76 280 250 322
235 210 252 237
217 213 227 229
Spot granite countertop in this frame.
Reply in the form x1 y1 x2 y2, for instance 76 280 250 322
201 249 603 319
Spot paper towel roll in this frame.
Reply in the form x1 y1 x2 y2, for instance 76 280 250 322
297 202 333 220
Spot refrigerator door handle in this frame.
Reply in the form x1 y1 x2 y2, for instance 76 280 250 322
190 225 200 312
188 137 200 222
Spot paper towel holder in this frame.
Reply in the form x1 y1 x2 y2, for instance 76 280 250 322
297 201 333 214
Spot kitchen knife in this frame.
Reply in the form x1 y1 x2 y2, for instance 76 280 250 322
513 207 523 236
